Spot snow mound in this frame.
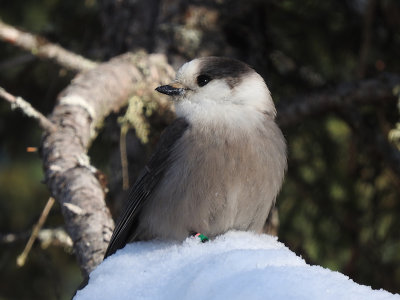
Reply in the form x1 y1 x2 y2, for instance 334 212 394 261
75 231 399 300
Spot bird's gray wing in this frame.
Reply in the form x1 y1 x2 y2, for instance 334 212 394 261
104 117 189 258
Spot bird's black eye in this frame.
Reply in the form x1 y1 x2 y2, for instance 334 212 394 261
196 74 212 87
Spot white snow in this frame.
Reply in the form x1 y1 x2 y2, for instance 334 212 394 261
74 231 399 300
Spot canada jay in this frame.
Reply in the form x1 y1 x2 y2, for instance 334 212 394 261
104 57 287 258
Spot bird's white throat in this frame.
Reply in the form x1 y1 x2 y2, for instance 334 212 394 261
174 73 276 131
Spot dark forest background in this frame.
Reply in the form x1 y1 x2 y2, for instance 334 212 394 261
1 0 400 299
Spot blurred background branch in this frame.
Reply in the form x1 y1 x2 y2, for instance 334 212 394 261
1 227 73 250
0 20 97 72
277 74 400 128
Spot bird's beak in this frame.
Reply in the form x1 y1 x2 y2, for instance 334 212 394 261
155 82 185 96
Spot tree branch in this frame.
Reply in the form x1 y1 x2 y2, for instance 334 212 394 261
0 20 97 72
277 74 400 127
340 105 400 179
40 51 175 277
1 227 73 250
277 74 400 179
0 86 57 132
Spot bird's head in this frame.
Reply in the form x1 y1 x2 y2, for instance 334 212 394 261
156 57 276 122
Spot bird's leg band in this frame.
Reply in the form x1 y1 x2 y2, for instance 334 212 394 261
190 232 209 243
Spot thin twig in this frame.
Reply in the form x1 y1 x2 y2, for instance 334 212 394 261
120 124 130 191
0 20 97 72
1 227 73 250
16 197 56 267
0 86 57 133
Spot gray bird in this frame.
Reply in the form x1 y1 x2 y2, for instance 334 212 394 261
104 57 287 258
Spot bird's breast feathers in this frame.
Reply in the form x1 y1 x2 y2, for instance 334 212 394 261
136 117 286 240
